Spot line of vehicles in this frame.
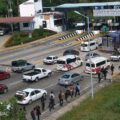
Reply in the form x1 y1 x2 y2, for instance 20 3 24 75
0 36 119 105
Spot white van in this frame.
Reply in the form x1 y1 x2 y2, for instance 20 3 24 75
80 37 102 52
85 56 111 74
57 55 83 71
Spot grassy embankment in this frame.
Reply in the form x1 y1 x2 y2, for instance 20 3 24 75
57 73 120 120
4 28 56 47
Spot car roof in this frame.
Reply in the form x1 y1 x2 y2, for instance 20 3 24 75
23 88 36 92
47 55 57 57
58 55 78 61
86 56 108 63
63 72 79 75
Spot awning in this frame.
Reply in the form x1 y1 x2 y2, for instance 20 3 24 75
0 17 34 24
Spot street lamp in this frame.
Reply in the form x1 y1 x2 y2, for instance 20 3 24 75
74 10 94 99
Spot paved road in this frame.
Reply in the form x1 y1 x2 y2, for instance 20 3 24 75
0 31 119 120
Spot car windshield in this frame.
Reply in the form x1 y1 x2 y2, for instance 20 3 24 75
15 91 29 101
12 60 26 67
57 60 66 64
62 74 70 79
81 43 87 47
86 63 95 67
46 57 52 60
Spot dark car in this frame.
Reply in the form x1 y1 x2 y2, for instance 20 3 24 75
85 52 100 61
63 49 79 56
0 71 10 80
0 84 8 93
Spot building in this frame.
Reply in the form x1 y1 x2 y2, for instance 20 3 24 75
19 0 65 32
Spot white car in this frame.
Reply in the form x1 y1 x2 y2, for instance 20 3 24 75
43 56 58 64
110 53 120 61
15 88 47 104
23 68 52 82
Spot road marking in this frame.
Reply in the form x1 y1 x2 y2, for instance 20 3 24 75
9 81 22 87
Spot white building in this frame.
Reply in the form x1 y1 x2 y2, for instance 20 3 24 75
19 0 43 17
19 0 65 32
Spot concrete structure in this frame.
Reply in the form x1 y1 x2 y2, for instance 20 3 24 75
19 0 43 17
19 0 65 32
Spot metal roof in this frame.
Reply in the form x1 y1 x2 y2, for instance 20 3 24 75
0 17 34 24
55 2 120 9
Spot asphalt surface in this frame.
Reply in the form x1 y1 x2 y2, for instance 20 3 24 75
0 32 119 120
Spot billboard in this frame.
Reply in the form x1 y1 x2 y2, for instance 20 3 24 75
93 9 120 17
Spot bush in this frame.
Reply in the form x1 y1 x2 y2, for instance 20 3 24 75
4 28 56 47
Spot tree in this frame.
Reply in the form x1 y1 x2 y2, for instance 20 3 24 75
0 97 26 120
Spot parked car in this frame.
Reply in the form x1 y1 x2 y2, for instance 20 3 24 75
85 52 100 61
43 55 58 64
0 71 10 80
11 60 35 73
23 68 52 82
0 28 5 36
0 27 10 36
0 84 8 93
110 52 120 61
15 88 47 104
63 49 79 56
58 72 84 86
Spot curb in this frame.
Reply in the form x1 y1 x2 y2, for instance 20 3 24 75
43 81 111 120
0 31 71 53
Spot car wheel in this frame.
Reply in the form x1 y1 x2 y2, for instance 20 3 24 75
4 88 8 93
35 77 39 82
32 66 35 69
21 69 24 73
28 100 32 104
48 72 52 77
6 74 10 79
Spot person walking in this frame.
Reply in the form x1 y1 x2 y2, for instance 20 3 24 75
49 95 55 111
65 88 70 102
103 67 108 80
30 108 36 120
75 83 80 96
110 64 115 75
41 95 46 111
35 105 41 120
49 91 55 111
98 71 101 83
58 90 64 106
68 84 74 98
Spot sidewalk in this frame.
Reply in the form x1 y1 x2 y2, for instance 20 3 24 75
0 35 11 49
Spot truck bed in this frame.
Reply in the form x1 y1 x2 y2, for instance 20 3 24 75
24 71 39 76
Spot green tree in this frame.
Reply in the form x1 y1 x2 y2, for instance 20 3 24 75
0 97 26 120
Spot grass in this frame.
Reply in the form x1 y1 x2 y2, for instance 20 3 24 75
57 74 120 120
4 28 56 47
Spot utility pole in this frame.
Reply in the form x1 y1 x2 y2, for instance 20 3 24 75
8 0 13 33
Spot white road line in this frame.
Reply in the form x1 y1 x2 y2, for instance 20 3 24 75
9 81 22 87
43 82 58 90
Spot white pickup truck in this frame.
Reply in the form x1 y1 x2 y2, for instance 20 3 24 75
23 68 52 82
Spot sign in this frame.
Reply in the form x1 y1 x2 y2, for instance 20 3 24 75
93 9 120 16
101 25 109 32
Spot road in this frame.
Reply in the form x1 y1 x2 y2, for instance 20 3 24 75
0 31 117 120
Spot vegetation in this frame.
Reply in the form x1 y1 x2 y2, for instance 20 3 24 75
4 28 56 47
57 74 120 120
0 0 118 17
0 97 25 120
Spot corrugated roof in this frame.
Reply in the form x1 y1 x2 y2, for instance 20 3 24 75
0 17 34 23
55 2 120 8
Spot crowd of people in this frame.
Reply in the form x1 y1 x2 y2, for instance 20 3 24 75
30 83 81 120
30 64 116 120
97 64 115 83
